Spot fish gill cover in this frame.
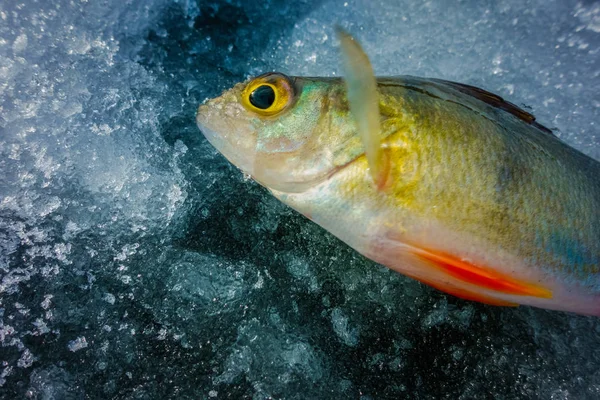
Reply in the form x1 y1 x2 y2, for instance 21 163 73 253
0 0 600 398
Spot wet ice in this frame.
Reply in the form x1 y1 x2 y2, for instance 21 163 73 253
1 0 600 398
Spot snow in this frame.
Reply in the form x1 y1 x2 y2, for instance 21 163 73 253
1 0 600 398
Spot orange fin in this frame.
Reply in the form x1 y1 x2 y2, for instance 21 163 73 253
410 247 552 300
423 279 518 306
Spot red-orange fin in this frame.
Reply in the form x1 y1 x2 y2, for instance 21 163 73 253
410 247 552 300
424 279 518 306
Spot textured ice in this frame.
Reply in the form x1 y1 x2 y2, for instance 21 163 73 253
1 0 600 398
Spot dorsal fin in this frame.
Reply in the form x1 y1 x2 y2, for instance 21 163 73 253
431 78 554 135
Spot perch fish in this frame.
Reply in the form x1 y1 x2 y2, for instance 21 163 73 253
196 30 600 316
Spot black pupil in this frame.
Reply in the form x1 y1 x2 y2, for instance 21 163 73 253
249 85 276 109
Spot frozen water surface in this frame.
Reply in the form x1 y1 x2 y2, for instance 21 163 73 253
1 0 600 398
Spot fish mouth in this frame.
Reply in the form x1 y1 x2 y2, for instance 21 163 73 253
196 104 257 176
195 105 218 147
195 105 221 152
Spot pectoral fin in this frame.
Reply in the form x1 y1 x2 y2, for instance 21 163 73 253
336 27 389 190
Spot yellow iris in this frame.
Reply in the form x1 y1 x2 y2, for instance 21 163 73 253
241 73 295 117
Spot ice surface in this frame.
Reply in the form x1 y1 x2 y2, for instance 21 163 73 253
1 0 600 398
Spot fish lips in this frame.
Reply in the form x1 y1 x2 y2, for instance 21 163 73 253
196 103 258 177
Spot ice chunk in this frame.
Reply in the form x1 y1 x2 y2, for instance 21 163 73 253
331 307 359 347
421 298 449 329
284 254 320 292
166 251 248 317
215 317 325 396
67 337 88 352
27 366 81 399
102 293 116 305
17 348 35 368
575 3 600 33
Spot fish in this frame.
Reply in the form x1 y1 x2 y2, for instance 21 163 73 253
196 29 600 316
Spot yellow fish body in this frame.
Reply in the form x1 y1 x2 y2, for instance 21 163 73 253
196 32 600 316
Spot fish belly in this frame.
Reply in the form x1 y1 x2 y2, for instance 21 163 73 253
364 222 600 316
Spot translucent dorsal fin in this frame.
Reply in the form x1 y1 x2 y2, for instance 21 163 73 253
336 27 389 189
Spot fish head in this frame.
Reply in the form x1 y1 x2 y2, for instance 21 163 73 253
197 73 360 193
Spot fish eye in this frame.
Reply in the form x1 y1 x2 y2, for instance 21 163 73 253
249 85 276 110
241 73 295 117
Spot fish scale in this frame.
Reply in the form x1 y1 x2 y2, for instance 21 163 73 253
196 34 600 316
386 78 600 279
